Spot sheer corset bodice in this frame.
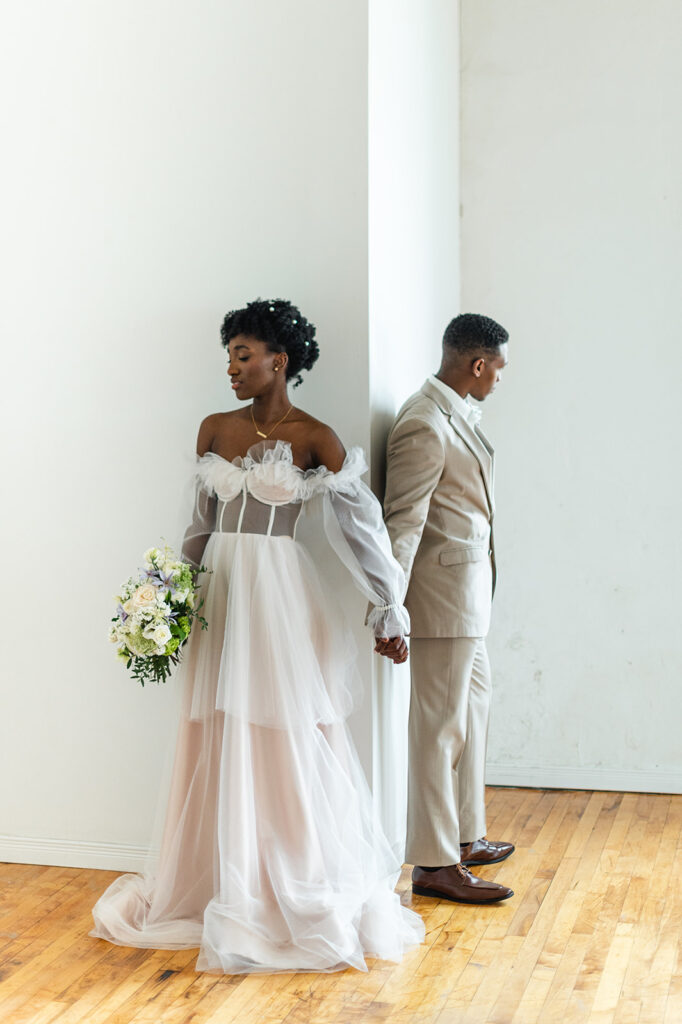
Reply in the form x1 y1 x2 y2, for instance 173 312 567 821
182 440 411 639
214 491 303 539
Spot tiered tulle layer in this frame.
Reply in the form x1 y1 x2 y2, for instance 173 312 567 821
91 533 423 972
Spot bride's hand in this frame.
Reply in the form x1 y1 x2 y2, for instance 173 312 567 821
374 636 409 664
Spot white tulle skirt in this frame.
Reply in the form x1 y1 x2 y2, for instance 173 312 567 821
91 532 424 973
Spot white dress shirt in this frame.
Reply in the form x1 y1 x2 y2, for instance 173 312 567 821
428 374 482 426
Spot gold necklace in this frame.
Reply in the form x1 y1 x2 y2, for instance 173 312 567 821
250 403 293 439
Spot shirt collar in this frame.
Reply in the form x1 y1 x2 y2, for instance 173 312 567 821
428 374 482 426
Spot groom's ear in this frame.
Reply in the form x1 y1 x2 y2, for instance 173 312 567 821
471 357 485 378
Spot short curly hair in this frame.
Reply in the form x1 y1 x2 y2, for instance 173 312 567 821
443 313 508 355
220 298 319 388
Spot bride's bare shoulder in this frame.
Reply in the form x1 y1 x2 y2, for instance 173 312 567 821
300 413 346 472
195 410 242 456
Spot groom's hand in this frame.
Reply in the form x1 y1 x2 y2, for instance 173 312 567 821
374 636 409 664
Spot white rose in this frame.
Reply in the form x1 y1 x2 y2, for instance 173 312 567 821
130 584 158 611
144 547 162 566
151 624 172 647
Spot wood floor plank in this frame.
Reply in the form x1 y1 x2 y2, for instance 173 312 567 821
589 927 634 1020
509 962 555 1022
484 856 588 1023
612 998 642 1023
562 874 633 1022
0 867 80 963
34 945 154 1024
0 886 114 1020
534 931 591 1024
486 787 537 841
70 949 198 1024
615 792 681 1020
530 788 574 854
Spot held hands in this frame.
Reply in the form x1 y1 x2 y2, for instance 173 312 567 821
374 636 409 664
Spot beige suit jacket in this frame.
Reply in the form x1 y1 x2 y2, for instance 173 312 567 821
384 378 496 639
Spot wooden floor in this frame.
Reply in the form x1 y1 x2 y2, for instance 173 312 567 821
1 787 681 1024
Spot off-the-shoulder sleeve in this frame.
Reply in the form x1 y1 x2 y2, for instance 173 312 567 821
180 458 222 568
304 448 410 639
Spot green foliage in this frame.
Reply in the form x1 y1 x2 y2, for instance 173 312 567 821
128 651 179 686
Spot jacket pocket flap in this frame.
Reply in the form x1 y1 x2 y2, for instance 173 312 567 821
440 546 488 566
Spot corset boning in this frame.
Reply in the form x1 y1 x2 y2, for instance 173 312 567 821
214 491 302 538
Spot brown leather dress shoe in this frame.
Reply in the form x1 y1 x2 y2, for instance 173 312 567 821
460 837 515 866
412 863 514 904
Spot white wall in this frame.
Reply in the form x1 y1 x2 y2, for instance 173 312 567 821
369 0 459 850
461 0 682 791
0 0 371 868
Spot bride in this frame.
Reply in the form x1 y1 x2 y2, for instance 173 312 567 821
91 297 424 973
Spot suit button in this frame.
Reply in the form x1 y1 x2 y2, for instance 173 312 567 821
488 550 492 556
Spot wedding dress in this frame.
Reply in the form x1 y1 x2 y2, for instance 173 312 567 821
91 440 424 973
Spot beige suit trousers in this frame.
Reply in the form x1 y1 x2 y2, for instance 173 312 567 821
405 637 491 867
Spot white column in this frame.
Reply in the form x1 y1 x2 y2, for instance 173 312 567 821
369 0 461 854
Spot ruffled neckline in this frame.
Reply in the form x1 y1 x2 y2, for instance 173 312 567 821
196 439 368 504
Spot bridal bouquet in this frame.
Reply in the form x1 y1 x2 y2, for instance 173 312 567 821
109 545 208 686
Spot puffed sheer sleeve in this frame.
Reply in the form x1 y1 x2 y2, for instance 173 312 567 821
181 453 245 567
304 449 410 639
181 478 217 569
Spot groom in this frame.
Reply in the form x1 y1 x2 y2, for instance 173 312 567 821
381 313 514 904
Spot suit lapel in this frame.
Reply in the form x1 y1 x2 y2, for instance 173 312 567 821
447 412 495 515
420 378 495 513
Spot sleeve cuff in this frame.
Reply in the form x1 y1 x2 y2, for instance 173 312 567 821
366 602 411 639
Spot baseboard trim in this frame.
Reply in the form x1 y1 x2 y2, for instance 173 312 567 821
486 764 682 795
0 834 148 872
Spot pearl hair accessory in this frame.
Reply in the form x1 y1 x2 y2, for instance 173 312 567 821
266 303 310 346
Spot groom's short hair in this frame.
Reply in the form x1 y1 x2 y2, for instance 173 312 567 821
443 313 508 356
